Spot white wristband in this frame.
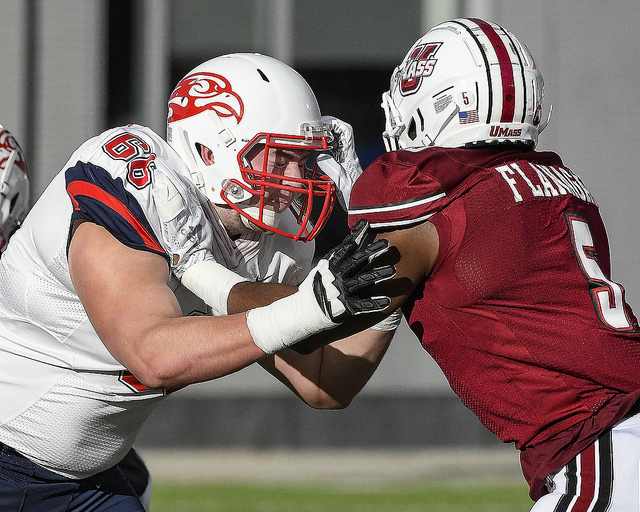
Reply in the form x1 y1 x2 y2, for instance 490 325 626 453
370 309 402 331
246 269 336 353
181 259 248 316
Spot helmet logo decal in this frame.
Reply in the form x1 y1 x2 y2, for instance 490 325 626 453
0 129 26 173
489 126 522 138
398 43 442 95
167 72 244 124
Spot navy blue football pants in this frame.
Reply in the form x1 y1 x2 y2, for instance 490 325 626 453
0 443 145 511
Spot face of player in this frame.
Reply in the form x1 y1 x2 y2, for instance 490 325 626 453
244 143 309 214
212 144 311 238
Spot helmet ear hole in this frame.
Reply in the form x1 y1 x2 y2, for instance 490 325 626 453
195 143 205 163
407 118 417 141
195 143 215 166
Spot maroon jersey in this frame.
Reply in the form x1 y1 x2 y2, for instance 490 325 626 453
348 147 640 500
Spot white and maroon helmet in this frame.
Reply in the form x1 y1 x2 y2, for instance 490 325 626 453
382 18 550 151
0 125 29 252
167 53 336 242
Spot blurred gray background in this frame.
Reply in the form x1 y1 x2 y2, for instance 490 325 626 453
1 0 639 451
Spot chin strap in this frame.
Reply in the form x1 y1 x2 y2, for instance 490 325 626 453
172 126 206 192
426 102 459 147
239 206 280 232
207 111 236 147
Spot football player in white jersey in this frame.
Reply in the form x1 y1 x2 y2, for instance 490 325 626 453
0 124 154 510
0 54 399 511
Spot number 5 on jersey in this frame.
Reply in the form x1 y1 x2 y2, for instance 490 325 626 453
567 213 633 331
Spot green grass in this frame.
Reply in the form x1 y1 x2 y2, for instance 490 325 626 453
150 481 533 512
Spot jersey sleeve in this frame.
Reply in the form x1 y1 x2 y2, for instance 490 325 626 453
149 165 217 279
347 147 516 231
347 151 446 230
65 159 169 264
63 125 217 277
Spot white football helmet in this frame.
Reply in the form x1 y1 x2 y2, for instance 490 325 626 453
0 125 29 252
167 53 336 242
382 18 550 151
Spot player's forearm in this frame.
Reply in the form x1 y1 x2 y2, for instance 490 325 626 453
226 280 297 314
129 312 267 389
289 309 393 354
130 273 359 388
180 260 297 316
265 327 395 409
311 328 395 408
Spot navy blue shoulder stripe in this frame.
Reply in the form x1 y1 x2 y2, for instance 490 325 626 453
65 161 169 264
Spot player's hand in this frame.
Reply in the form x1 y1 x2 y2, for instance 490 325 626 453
316 116 363 210
246 220 395 354
305 219 395 323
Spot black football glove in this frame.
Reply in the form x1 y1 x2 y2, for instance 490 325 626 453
311 219 395 323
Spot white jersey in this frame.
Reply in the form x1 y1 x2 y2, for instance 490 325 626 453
0 125 314 478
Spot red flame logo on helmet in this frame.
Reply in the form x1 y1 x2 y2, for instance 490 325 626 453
167 72 244 124
0 129 26 173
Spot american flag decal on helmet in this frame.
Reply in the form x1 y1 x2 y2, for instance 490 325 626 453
459 109 480 124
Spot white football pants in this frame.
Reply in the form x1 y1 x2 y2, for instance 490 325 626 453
530 412 640 512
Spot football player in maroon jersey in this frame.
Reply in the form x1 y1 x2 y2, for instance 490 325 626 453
342 18 640 511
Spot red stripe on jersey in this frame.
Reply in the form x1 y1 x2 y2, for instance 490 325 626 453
573 443 597 512
119 370 183 395
67 180 165 254
471 18 516 123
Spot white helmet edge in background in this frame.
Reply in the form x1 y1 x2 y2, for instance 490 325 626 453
0 125 29 252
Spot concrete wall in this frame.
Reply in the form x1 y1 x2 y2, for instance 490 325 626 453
0 0 106 201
